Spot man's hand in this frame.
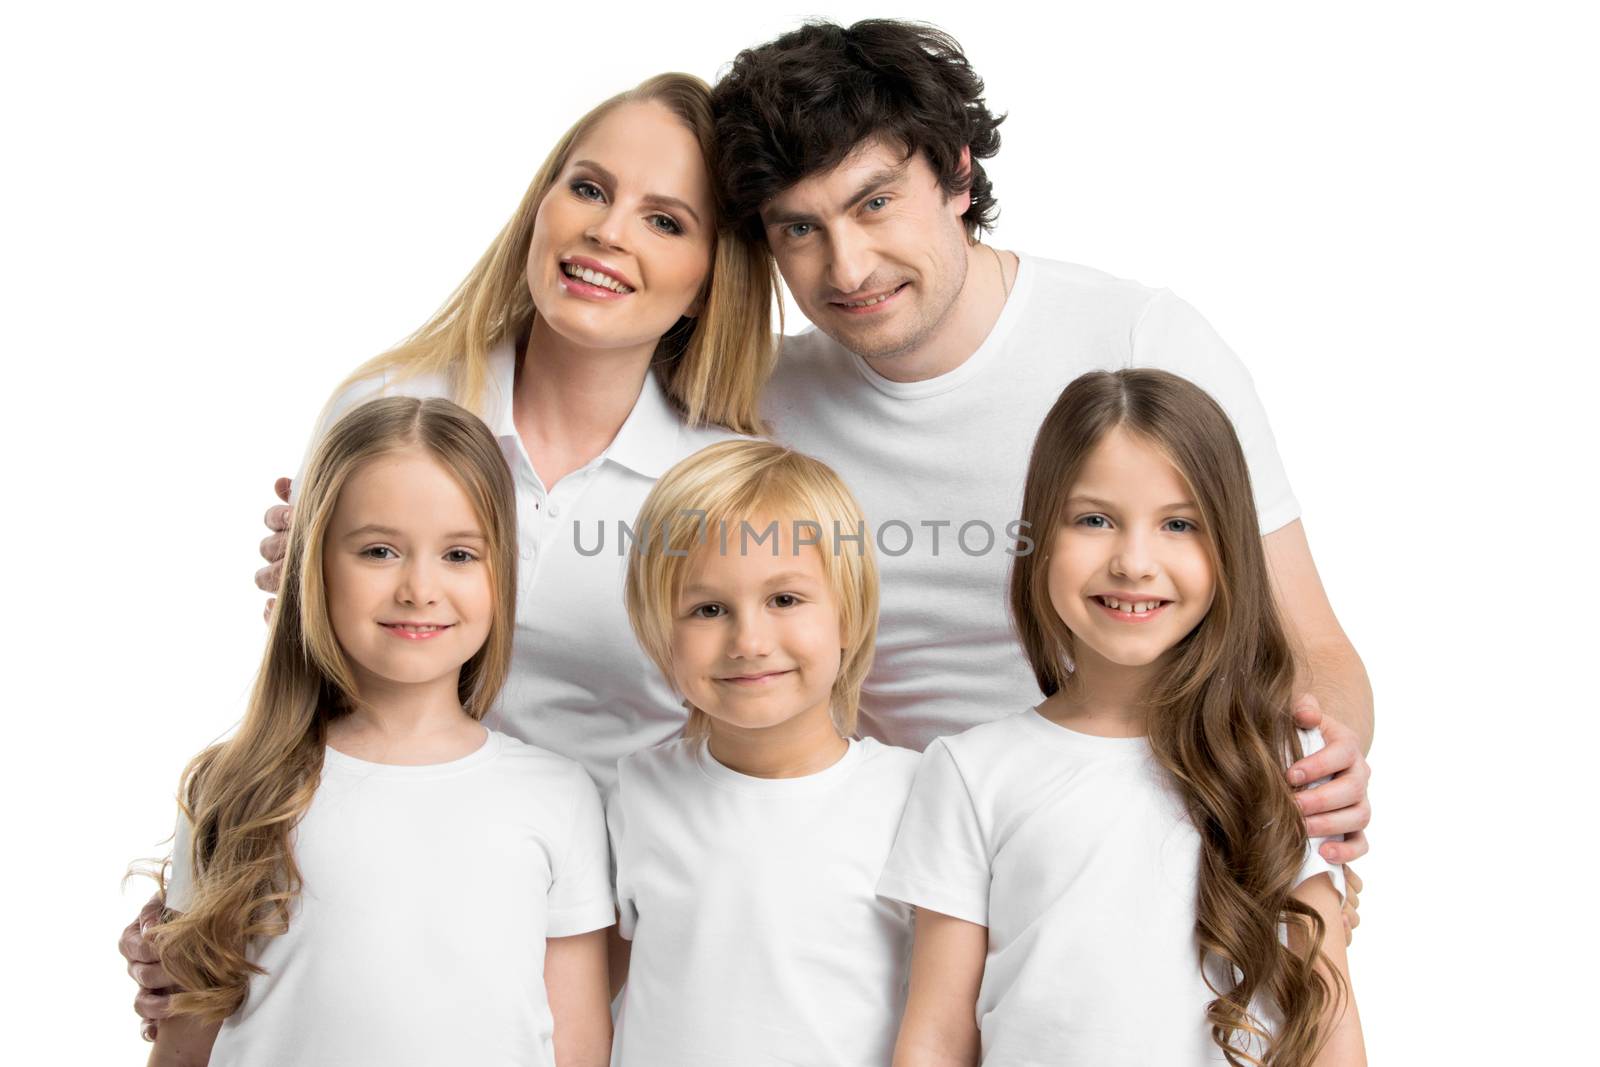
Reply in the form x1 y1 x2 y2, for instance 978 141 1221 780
1289 694 1371 865
256 477 292 622
119 893 174 1042
1341 866 1362 945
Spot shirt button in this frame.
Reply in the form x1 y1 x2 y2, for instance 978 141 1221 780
548 503 561 518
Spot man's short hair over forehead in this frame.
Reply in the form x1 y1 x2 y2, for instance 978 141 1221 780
710 19 1005 243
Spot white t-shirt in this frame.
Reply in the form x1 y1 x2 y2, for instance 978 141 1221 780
876 711 1344 1065
763 255 1298 751
166 729 615 1067
296 344 742 790
607 736 921 1066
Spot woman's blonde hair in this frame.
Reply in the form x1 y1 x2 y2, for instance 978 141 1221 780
1009 370 1344 1066
151 397 518 1023
625 440 878 738
342 73 776 433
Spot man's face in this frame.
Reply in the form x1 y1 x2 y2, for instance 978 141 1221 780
760 139 971 364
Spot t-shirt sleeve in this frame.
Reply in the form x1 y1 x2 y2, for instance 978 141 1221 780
546 766 616 938
875 740 993 928
604 778 637 941
1129 290 1300 534
165 810 196 914
1293 728 1347 901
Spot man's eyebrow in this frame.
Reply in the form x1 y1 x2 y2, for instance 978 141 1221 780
761 162 911 229
571 159 702 227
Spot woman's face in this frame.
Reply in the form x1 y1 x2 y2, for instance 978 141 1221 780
525 100 716 354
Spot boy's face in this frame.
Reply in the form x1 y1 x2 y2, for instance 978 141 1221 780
670 518 843 736
760 138 972 366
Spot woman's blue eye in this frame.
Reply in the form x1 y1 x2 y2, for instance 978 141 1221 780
1164 519 1197 533
649 213 683 235
572 180 605 201
1076 515 1110 529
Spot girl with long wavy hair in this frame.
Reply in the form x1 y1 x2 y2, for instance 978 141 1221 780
148 397 614 1067
881 369 1364 1065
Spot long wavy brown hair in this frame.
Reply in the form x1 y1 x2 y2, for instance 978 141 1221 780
150 397 518 1022
1009 369 1344 1066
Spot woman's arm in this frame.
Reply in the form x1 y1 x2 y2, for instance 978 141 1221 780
1290 873 1366 1066
545 929 612 1067
892 908 986 1067
146 1011 220 1067
605 925 631 1002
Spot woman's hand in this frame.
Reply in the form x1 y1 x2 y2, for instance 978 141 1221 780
119 893 174 1041
255 477 292 621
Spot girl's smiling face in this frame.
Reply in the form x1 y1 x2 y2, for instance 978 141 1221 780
524 100 716 355
670 519 844 736
1047 427 1217 673
322 447 494 700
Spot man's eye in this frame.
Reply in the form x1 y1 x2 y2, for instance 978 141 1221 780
786 222 813 239
571 180 605 201
649 214 683 235
865 196 889 211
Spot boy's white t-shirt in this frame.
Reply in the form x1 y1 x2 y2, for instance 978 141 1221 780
607 736 921 1067
166 729 614 1067
763 256 1299 751
876 711 1344 1065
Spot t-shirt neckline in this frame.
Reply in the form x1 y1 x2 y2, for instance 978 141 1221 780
695 736 867 795
846 251 1037 401
1024 706 1150 754
323 725 502 779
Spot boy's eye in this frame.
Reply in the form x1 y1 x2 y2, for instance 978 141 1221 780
691 604 725 619
771 593 799 609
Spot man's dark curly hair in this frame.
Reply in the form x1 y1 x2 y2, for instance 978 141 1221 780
710 19 1004 243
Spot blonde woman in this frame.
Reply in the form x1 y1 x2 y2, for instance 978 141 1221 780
124 73 776 1042
148 397 614 1067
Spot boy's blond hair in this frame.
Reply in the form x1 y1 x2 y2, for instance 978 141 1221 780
625 439 878 738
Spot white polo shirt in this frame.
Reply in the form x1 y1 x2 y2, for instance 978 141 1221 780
297 343 741 789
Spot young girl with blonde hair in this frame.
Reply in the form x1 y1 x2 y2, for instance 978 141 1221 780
882 370 1364 1066
607 439 920 1065
149 397 614 1067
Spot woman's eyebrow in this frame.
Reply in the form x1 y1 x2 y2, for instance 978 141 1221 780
572 159 702 226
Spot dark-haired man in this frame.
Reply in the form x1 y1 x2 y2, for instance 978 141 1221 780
712 19 1372 847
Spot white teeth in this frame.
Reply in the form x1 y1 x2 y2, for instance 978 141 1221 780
843 292 893 307
1098 597 1164 614
562 263 633 293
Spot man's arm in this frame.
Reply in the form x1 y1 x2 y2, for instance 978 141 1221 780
1264 519 1373 866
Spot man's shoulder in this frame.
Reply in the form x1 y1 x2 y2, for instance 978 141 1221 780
1015 253 1167 320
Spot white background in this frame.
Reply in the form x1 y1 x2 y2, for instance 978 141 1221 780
5 1 1594 1061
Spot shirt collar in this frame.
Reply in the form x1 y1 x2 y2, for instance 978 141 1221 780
483 339 684 479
